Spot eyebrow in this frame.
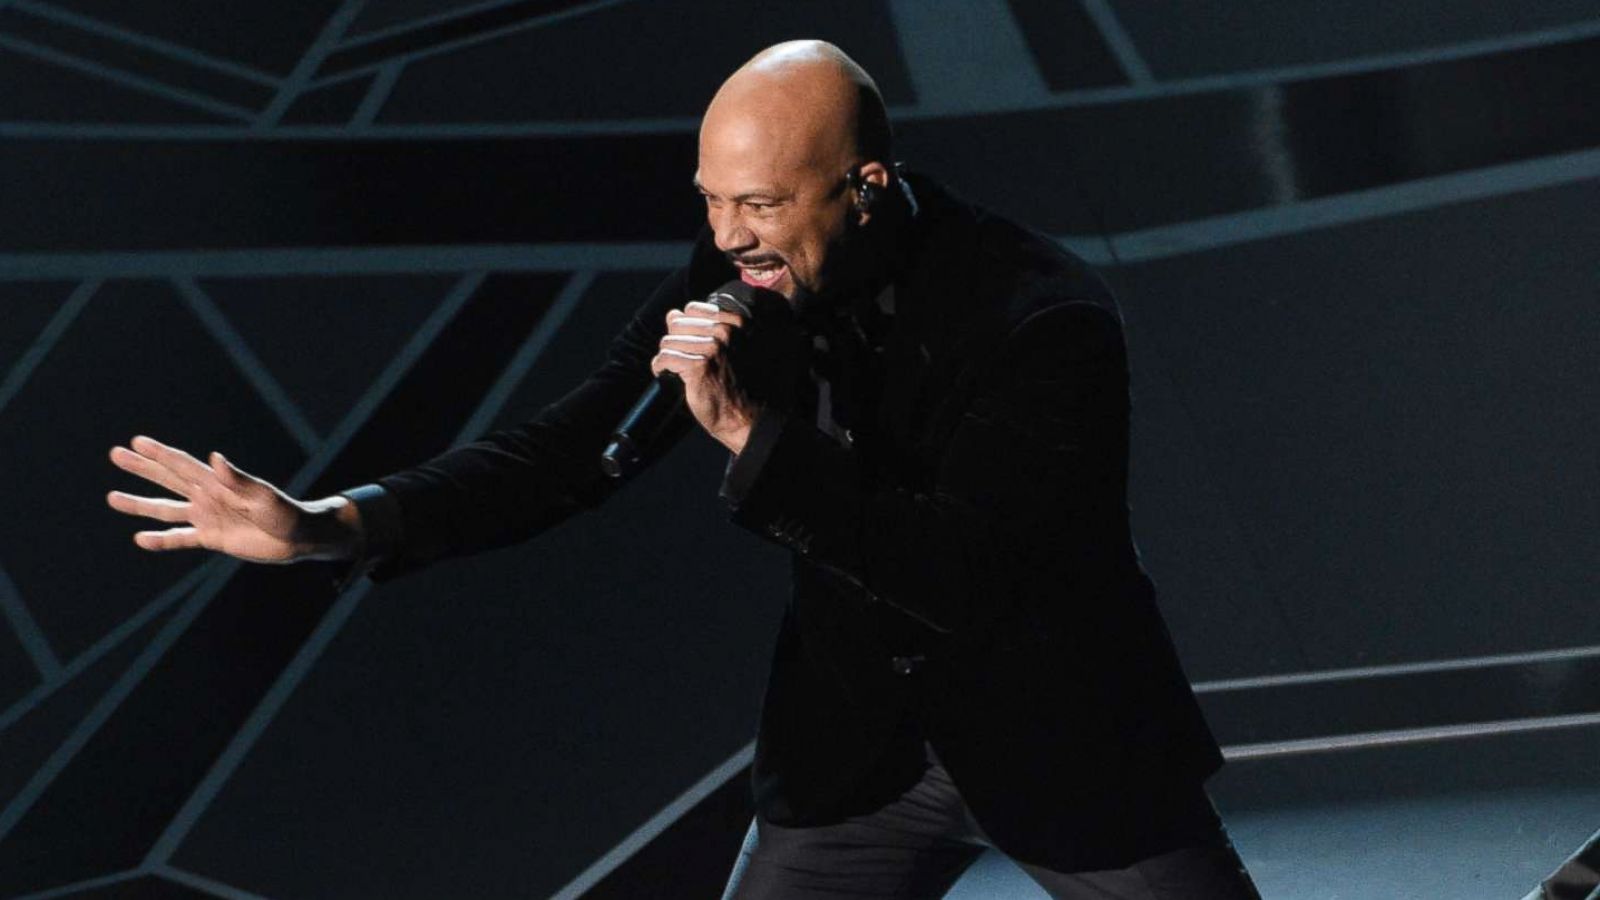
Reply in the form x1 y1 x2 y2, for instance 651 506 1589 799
691 177 788 203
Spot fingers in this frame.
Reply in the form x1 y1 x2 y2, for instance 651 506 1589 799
673 308 744 327
660 304 740 360
132 526 201 552
659 334 714 356
657 344 708 360
655 302 743 378
109 443 194 499
666 303 743 338
129 435 214 486
106 491 192 523
650 346 708 379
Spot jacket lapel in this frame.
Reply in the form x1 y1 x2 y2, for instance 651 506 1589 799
878 176 986 451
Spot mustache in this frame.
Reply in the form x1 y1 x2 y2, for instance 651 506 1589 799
728 253 785 268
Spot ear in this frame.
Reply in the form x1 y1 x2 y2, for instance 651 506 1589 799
852 160 893 226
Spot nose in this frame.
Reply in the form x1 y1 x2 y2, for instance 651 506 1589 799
709 205 757 255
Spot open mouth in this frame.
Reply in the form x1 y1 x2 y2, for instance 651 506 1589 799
736 260 788 290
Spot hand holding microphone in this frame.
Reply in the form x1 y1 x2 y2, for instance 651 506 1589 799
601 280 803 478
654 295 757 453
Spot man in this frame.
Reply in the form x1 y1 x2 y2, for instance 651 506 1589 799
108 41 1260 899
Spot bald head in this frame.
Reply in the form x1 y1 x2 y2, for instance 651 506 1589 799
694 42 897 300
702 40 891 177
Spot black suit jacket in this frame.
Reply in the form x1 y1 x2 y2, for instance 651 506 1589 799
347 173 1223 870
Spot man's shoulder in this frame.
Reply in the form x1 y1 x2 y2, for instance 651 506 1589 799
904 173 1120 355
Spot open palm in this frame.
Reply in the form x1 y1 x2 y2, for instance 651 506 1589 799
106 435 336 564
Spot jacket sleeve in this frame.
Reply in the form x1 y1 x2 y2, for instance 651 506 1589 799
339 267 695 582
721 300 1133 634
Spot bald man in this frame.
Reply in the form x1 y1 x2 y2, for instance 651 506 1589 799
109 42 1259 899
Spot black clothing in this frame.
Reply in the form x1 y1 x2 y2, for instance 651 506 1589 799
343 173 1224 872
722 743 1259 900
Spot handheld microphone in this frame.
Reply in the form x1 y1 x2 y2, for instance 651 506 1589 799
600 280 759 479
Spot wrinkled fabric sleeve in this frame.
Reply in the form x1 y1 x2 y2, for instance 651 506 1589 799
718 407 790 507
720 300 1132 634
328 482 404 591
342 267 696 583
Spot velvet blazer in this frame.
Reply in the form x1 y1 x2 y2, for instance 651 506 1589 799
346 173 1224 870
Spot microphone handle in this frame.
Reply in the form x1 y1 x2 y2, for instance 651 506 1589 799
600 371 684 478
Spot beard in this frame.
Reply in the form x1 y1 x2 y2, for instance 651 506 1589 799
792 214 876 315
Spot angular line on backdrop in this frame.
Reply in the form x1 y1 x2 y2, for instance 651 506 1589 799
173 277 323 456
0 120 708 139
0 560 241 845
0 244 691 280
143 270 587 865
154 865 278 900
1222 712 1600 762
8 0 283 86
1129 338 1314 670
0 563 61 681
10 868 143 900
0 5 272 110
550 740 757 900
4 140 1598 284
0 562 213 734
0 20 1593 140
0 276 478 846
1003 0 1130 93
0 14 1578 130
1104 144 1600 262
0 279 99 416
1007 16 1600 109
453 269 593 439
348 59 402 126
1 3 1593 147
308 0 634 88
262 18 1600 119
323 0 614 75
1196 643 1600 693
1077 0 1153 84
333 0 606 53
885 0 1049 114
142 579 373 867
284 272 485 497
0 33 252 121
254 0 368 129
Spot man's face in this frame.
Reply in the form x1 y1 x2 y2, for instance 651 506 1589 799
695 119 857 302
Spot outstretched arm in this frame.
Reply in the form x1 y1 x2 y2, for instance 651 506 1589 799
106 265 713 578
348 267 698 580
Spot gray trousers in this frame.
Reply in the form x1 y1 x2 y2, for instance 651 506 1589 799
721 744 1261 900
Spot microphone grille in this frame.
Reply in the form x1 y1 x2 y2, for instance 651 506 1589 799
708 282 754 317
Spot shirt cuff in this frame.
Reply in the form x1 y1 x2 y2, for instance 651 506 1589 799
332 483 404 591
719 408 790 507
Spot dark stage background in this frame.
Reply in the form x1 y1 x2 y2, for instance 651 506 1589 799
1 2 1598 898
